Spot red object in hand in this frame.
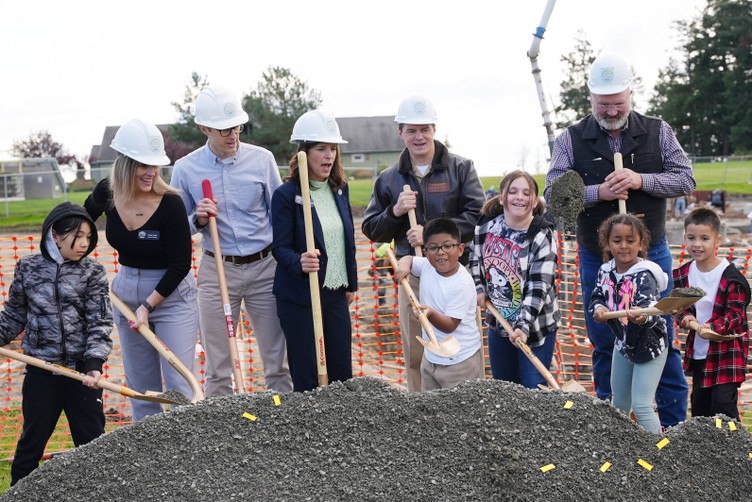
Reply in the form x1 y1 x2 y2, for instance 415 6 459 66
201 179 216 219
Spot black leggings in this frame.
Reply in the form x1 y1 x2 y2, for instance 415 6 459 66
690 359 740 421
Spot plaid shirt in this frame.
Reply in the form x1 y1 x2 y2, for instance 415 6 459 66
544 115 695 207
470 213 560 347
673 261 751 388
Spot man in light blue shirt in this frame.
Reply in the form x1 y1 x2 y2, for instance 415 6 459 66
171 85 292 396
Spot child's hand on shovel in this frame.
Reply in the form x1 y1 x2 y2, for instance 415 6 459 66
300 250 321 273
510 329 528 345
82 370 102 389
395 256 413 282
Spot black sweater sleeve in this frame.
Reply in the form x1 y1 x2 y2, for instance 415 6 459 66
151 195 193 298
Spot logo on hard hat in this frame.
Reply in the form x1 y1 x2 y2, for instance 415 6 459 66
413 102 427 115
149 138 161 153
224 103 237 117
325 119 337 134
600 67 615 84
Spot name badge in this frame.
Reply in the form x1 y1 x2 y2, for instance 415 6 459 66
427 182 450 194
137 230 160 241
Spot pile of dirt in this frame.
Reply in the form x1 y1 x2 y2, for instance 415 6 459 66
4 377 752 501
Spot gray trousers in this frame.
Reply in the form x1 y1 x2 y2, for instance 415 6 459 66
197 253 292 396
112 266 198 421
421 349 484 391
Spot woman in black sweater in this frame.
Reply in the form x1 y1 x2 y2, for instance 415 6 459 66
85 119 198 421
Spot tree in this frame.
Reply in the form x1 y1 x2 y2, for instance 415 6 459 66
11 130 85 179
648 0 752 157
169 71 210 150
243 66 322 164
554 31 595 129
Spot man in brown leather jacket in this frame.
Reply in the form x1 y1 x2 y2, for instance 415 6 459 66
362 94 484 391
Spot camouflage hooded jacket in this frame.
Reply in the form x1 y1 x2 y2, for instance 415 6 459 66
0 202 113 373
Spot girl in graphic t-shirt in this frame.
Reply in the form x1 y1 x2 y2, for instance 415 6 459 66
470 170 560 388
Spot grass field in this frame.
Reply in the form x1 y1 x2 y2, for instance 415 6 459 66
1 160 750 230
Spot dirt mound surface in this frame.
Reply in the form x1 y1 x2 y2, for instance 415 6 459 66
5 377 752 501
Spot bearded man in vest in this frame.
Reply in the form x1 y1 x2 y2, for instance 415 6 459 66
544 52 695 428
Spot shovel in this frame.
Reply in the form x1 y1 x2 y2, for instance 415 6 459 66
402 184 423 258
0 347 180 405
202 179 246 393
298 151 329 386
601 288 705 320
614 152 627 214
110 293 204 403
687 320 745 342
385 247 460 358
485 302 586 392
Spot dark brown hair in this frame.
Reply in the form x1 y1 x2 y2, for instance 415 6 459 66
286 142 346 191
683 207 721 234
481 170 544 219
597 213 651 261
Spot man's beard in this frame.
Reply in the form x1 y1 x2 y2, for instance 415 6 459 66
594 113 628 131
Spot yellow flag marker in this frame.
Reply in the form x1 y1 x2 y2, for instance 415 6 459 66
563 400 574 409
273 395 281 406
243 412 257 421
748 453 752 459
716 418 722 429
729 421 737 431
599 462 612 472
656 438 670 450
637 459 653 471
540 464 555 473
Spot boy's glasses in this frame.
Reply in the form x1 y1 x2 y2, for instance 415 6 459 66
216 124 245 137
424 243 459 254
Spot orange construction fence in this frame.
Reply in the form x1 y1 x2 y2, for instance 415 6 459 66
0 231 751 459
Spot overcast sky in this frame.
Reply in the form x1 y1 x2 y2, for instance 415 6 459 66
0 0 705 177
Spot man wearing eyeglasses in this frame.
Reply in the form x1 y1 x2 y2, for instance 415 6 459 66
171 85 293 396
544 52 695 429
362 94 485 392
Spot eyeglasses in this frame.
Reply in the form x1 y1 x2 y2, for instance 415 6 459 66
424 243 460 254
216 124 245 137
594 103 628 112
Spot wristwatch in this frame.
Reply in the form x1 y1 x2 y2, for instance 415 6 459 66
140 300 156 313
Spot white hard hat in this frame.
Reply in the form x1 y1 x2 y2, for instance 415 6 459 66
587 52 634 95
110 119 171 166
289 109 348 144
394 94 438 125
194 85 249 129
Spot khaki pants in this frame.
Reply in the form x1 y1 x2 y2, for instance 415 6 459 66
197 253 292 396
398 273 423 392
421 349 484 391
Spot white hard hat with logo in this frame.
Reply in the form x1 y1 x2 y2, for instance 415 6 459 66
110 119 171 166
394 94 438 125
587 52 634 95
290 109 348 144
194 85 250 130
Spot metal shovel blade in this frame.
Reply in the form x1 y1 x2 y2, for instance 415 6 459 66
559 379 587 393
650 295 702 314
141 391 182 405
415 335 461 358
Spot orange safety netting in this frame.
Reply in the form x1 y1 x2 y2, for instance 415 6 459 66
0 231 750 459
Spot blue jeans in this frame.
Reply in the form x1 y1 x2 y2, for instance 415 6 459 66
488 325 556 389
580 237 688 427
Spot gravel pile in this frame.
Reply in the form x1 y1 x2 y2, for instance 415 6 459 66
4 377 752 501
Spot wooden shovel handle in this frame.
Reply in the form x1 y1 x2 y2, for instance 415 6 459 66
110 293 204 403
402 185 423 257
601 307 661 320
0 346 166 403
298 152 328 387
485 302 561 390
385 247 440 347
614 152 627 214
202 179 246 393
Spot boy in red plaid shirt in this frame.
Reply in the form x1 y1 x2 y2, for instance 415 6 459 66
673 208 750 421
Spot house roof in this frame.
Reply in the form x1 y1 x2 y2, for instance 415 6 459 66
0 157 66 187
337 116 404 154
89 124 171 166
89 116 404 165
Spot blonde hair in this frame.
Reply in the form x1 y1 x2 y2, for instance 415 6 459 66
110 154 178 206
481 170 544 219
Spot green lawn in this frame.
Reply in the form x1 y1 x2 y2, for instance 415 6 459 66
1 160 750 230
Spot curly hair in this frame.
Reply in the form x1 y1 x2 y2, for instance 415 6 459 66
597 213 651 262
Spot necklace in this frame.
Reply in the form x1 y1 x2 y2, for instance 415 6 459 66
136 212 144 216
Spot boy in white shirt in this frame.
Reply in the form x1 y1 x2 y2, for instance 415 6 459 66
673 208 750 421
397 218 484 391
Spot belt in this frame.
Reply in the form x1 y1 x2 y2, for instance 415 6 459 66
204 245 272 265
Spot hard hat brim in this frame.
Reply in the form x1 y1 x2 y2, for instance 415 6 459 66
587 82 631 95
195 110 249 130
